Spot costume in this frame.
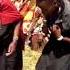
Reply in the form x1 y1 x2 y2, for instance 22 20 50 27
20 0 36 45
20 2 46 50
0 0 22 70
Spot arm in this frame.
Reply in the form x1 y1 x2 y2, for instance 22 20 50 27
6 22 21 56
13 22 21 42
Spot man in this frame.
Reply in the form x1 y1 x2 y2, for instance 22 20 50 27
36 0 70 70
0 0 22 70
48 0 70 69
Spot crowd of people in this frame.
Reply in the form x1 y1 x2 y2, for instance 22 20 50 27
0 0 70 70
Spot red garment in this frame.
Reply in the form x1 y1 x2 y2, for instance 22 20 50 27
20 1 31 17
0 0 22 25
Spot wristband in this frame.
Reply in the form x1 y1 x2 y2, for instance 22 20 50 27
57 35 63 41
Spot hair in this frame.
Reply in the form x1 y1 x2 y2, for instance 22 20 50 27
36 0 65 26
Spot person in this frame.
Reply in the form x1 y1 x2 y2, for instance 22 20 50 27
19 0 36 48
20 0 48 51
0 0 22 70
36 0 70 70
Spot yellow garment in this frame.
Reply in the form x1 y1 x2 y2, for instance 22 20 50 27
22 45 42 70
20 0 36 19
23 0 36 21
24 10 33 21
30 0 36 10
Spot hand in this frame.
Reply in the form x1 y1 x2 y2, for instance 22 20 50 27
6 41 17 56
50 24 62 38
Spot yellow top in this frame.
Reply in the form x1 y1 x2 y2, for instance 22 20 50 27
30 0 36 10
24 10 34 21
23 0 36 21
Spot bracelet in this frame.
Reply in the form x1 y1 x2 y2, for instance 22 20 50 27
57 35 63 41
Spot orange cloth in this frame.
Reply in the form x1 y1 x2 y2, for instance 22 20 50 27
20 1 31 17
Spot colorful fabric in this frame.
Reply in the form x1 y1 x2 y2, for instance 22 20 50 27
24 10 34 21
20 0 36 18
20 1 31 17
0 0 22 25
20 0 36 34
22 21 32 34
30 0 36 10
